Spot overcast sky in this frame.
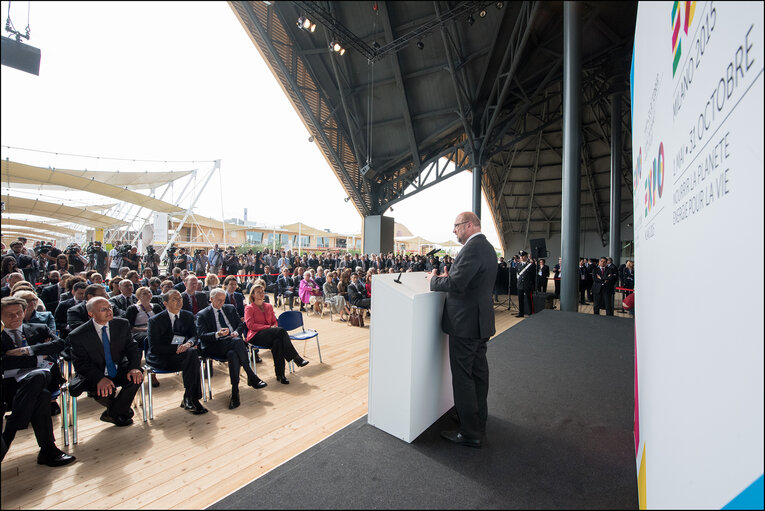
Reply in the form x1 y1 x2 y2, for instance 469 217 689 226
0 1 501 248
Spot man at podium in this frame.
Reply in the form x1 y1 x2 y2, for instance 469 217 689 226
427 211 497 448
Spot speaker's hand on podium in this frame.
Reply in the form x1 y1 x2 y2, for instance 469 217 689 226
426 268 438 283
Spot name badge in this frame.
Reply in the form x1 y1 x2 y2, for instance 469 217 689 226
172 335 186 345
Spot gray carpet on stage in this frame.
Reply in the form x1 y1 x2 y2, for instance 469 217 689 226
210 310 637 510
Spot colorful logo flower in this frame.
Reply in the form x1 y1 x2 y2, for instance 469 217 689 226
672 1 697 76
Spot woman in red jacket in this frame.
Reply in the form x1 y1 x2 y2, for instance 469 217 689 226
244 280 309 384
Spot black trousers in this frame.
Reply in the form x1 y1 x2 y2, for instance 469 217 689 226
353 298 371 309
448 336 489 440
2 371 56 450
90 369 141 419
202 337 256 387
281 291 295 310
249 328 299 378
554 278 560 298
593 288 614 315
517 288 533 316
579 278 587 303
152 347 202 400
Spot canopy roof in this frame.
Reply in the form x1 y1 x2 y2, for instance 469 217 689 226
170 213 250 232
396 235 435 245
280 222 335 237
1 161 185 214
2 195 125 228
3 161 193 190
0 227 68 240
2 219 79 236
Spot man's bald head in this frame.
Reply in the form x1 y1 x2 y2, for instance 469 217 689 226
453 211 481 244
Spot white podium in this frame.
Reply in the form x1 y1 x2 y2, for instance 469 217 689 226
367 272 454 443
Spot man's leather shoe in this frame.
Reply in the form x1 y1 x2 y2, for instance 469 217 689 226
37 447 76 467
114 415 134 427
185 398 208 415
293 357 310 368
277 376 290 384
229 394 240 409
255 354 263 364
515 314 524 318
248 376 267 389
440 430 481 448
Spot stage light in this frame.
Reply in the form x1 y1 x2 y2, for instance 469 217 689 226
297 16 316 33
333 41 341 52
467 15 475 25
330 40 346 55
479 10 487 18
339 47 346 55
416 40 424 50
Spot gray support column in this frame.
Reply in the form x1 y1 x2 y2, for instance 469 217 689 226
609 92 622 265
560 2 582 312
472 164 482 220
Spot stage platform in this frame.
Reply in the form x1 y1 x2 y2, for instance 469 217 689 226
211 310 638 509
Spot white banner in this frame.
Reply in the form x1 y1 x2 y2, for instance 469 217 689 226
632 2 763 508
153 212 168 245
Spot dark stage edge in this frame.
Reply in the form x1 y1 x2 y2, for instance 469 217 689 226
210 310 638 510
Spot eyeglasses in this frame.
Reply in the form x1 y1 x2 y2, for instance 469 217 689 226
453 221 469 229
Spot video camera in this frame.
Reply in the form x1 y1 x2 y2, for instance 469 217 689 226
116 243 132 257
194 248 204 257
34 243 54 255
63 243 79 256
146 245 156 256
166 244 178 258
85 241 101 257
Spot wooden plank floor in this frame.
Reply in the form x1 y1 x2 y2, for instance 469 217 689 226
0 299 623 509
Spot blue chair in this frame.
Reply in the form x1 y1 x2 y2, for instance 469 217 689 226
277 310 322 363
142 338 207 419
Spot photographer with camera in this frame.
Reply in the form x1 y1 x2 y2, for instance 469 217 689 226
173 247 190 271
143 245 160 276
122 246 140 272
66 244 88 275
207 244 223 276
87 241 108 276
107 241 124 278
222 246 240 277
192 249 209 276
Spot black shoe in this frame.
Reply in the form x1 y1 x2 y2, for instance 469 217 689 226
440 430 481 448
293 357 310 368
229 393 240 409
515 314 524 318
255 354 263 364
37 447 76 467
185 398 208 415
50 401 61 416
151 376 160 388
248 376 267 389
277 376 290 384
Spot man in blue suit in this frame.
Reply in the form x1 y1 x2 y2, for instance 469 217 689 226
222 276 245 318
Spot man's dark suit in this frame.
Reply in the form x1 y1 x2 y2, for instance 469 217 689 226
223 292 245 318
182 291 209 315
173 281 187 293
1 285 11 298
592 265 617 316
147 310 202 401
195 305 257 387
54 298 80 337
1 324 66 452
277 275 296 310
110 294 137 316
68 318 142 420
347 281 370 308
536 264 550 293
430 233 497 441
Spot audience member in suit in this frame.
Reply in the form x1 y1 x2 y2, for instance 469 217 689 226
195 288 267 409
222 276 245 319
16 290 57 331
586 258 597 302
67 284 118 333
146 290 207 414
536 258 550 293
427 212 497 448
140 268 154 288
578 258 588 305
110 279 138 316
54 281 88 338
553 257 562 299
125 286 163 392
68 297 144 427
592 257 617 316
38 272 64 311
181 276 209 316
151 280 175 309
244 282 309 385
347 273 371 309
148 277 162 296
277 267 296 310
621 260 634 296
1 297 75 466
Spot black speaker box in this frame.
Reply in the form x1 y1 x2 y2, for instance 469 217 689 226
529 238 547 259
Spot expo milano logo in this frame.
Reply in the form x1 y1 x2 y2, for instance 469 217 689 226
634 1 702 221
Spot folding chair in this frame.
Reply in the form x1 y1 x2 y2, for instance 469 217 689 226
277 310 322 363
142 339 206 420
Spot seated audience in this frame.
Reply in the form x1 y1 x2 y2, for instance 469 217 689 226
222 275 245 318
1 297 74 466
322 271 350 321
67 284 118 332
195 288 267 409
108 277 123 297
244 282 310 385
39 271 65 311
348 273 371 309
203 273 219 293
299 270 324 315
146 290 207 414
181 275 209 315
55 281 88 338
68 297 144 427
109 279 138 315
277 267 297 310
125 287 162 337
15 290 56 331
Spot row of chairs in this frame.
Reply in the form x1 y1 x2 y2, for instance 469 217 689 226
58 310 321 444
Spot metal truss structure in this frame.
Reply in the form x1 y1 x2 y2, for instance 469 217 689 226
230 1 636 253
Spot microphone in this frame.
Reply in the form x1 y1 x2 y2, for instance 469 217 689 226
425 248 439 257
394 271 403 284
